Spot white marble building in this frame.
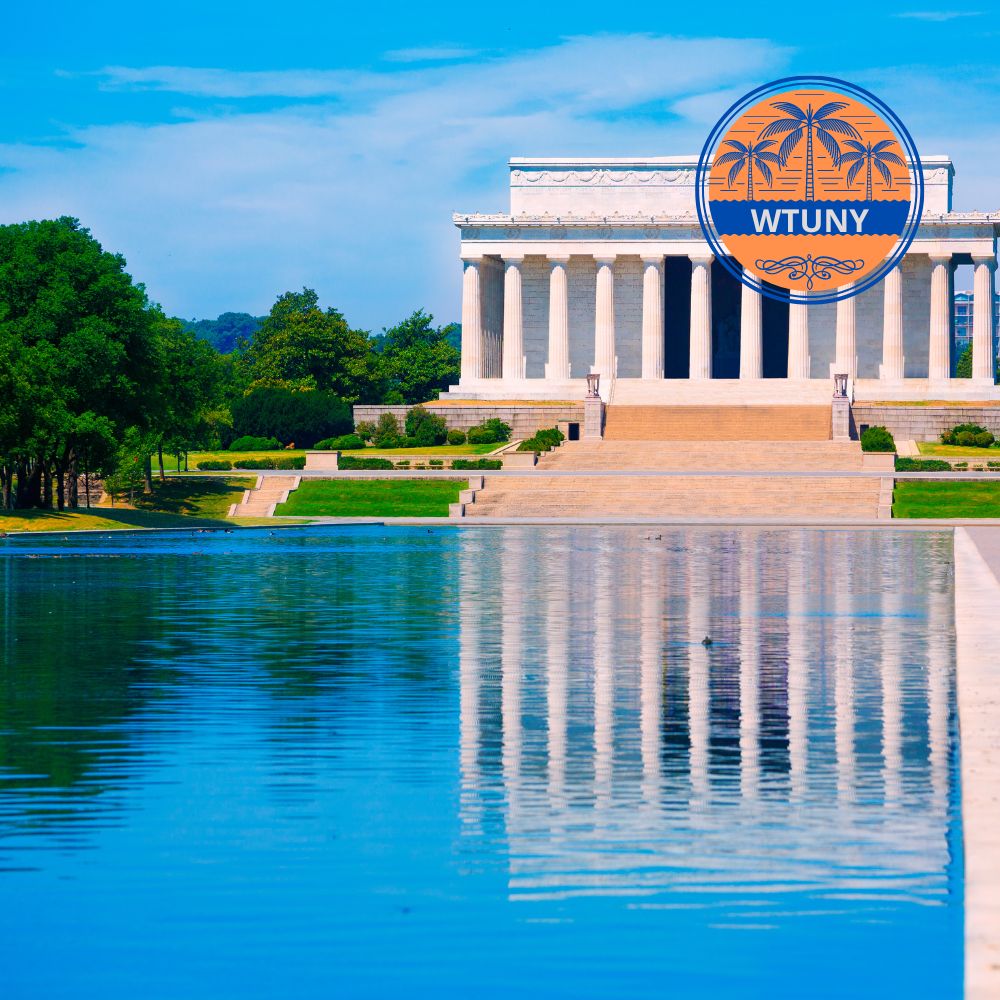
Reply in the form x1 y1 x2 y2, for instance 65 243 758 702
448 156 1000 403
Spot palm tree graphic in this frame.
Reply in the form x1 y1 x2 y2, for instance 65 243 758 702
758 101 861 201
713 139 782 199
839 139 906 201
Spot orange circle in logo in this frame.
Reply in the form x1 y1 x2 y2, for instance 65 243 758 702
697 78 922 304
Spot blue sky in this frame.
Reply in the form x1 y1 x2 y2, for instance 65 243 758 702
1 3 996 330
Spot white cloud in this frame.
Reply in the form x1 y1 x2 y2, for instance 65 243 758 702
383 46 480 63
3 34 790 327
893 10 983 21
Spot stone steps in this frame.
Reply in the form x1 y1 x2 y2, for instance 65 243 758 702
229 475 301 517
464 475 882 519
603 405 832 441
540 440 863 472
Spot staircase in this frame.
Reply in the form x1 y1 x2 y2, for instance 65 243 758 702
463 474 883 520
228 475 300 517
603 405 832 441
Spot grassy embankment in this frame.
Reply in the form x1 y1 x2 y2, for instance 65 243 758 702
894 481 1000 518
276 479 464 518
0 477 259 533
159 443 499 471
916 442 1000 458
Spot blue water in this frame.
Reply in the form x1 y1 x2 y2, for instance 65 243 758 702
0 526 962 998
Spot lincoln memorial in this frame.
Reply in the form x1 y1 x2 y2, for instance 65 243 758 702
448 155 999 403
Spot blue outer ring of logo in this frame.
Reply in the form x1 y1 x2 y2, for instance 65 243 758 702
695 75 924 306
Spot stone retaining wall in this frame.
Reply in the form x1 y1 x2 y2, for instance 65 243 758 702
352 403 584 437
853 405 1000 441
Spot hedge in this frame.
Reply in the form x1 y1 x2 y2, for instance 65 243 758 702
452 459 503 470
339 456 394 470
233 456 306 470
518 427 565 452
314 434 365 450
197 460 234 471
860 426 895 453
229 435 282 452
895 458 951 472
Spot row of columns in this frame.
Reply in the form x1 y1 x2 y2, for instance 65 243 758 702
461 252 997 383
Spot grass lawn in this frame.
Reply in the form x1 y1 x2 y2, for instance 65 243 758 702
893 481 1000 518
161 443 499 471
916 442 1000 458
1 477 256 533
276 479 464 517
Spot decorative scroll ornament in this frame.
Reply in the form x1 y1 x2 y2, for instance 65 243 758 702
754 254 865 291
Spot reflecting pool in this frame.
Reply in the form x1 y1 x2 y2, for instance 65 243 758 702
0 526 961 998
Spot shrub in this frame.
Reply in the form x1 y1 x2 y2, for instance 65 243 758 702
860 425 895 453
231 386 352 448
229 435 282 452
374 412 403 448
954 462 969 470
480 417 511 442
405 406 449 446
517 427 565 452
988 462 1000 470
429 459 444 467
197 459 234 471
466 426 498 445
956 431 977 447
940 430 954 445
975 431 995 448
338 456 394 470
314 434 365 451
452 459 503 470
447 429 467 445
275 456 306 470
397 460 410 467
355 420 377 443
895 458 951 471
234 458 276 470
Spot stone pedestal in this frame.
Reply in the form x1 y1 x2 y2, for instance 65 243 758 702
583 396 604 439
832 396 852 441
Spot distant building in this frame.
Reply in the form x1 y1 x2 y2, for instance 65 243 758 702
954 290 1000 372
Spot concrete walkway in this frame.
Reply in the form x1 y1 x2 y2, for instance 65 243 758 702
953 527 1000 998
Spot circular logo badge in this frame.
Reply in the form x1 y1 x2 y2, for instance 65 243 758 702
696 76 923 305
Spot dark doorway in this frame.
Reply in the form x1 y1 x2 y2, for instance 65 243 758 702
664 256 691 378
761 283 790 378
567 422 580 441
711 260 742 378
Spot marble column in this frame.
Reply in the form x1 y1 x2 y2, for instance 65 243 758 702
787 297 811 379
972 254 997 382
928 254 952 382
880 265 905 381
544 255 571 380
739 270 763 379
834 283 857 381
641 256 664 380
501 255 525 381
460 256 483 381
593 257 616 379
689 254 713 380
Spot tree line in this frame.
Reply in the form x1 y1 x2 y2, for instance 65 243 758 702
0 217 460 510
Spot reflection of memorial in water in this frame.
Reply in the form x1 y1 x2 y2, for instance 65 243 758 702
458 528 957 908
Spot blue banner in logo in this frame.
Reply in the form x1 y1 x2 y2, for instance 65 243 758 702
709 199 910 237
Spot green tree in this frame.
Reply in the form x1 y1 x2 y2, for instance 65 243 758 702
377 310 461 404
238 288 376 401
956 345 972 379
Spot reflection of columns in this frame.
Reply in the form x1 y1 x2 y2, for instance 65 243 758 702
640 549 662 803
880 266 905 381
787 534 808 801
459 536 483 826
926 579 951 816
739 270 763 379
544 255 571 380
593 545 614 806
739 534 760 800
687 546 710 803
928 255 952 382
460 257 483 381
546 540 569 808
834 283 857 381
593 257 617 379
787 298 810 379
501 255 525 380
501 533 524 784
972 254 997 382
834 562 855 804
689 254 713 380
881 549 903 808
641 256 664 380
